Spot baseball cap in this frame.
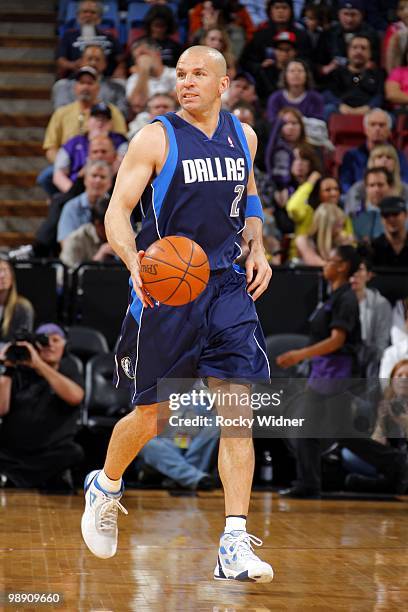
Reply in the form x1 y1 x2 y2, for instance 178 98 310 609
233 71 256 86
379 196 407 216
272 31 297 47
35 323 66 339
75 65 98 80
90 102 112 119
339 0 364 11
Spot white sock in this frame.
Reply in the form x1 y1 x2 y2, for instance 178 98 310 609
225 516 246 533
96 469 122 494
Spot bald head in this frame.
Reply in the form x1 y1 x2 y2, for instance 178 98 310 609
177 45 227 77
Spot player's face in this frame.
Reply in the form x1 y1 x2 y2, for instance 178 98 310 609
176 53 228 112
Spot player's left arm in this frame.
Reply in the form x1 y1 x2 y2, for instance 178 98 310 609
241 123 272 301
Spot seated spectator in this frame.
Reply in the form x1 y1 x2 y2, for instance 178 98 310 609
339 108 408 193
301 3 327 69
265 106 307 194
60 195 114 269
128 93 177 140
276 246 362 499
380 307 408 382
323 34 384 119
0 323 84 491
0 259 34 344
56 0 125 78
349 254 392 374
385 0 408 72
40 66 127 196
267 59 324 123
53 105 127 193
278 144 322 253
346 144 408 219
222 71 258 111
138 383 219 491
349 167 394 243
316 0 380 82
57 160 113 245
34 137 121 258
385 38 408 107
231 101 270 173
371 196 408 268
52 44 127 117
189 0 254 58
293 175 354 264
342 358 408 495
126 39 176 116
200 27 236 76
241 29 298 101
132 4 182 68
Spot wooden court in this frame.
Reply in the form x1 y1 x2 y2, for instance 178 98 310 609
1 489 407 611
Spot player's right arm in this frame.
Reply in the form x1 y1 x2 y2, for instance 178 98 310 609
105 121 167 307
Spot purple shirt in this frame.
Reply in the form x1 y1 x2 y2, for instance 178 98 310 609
266 89 324 123
62 132 127 180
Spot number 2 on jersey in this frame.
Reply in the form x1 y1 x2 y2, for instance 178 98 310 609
230 184 245 217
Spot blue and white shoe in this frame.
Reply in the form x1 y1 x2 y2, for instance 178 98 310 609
81 470 128 559
214 530 274 583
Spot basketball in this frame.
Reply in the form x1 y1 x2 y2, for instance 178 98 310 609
140 236 210 306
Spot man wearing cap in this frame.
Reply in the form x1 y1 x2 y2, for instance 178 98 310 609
316 0 380 80
0 324 84 491
371 196 408 267
39 66 126 197
53 44 127 117
52 103 128 193
241 30 298 100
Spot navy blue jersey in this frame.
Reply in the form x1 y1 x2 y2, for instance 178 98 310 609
137 110 252 270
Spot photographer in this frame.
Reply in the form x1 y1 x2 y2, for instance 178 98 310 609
0 323 84 491
342 358 408 494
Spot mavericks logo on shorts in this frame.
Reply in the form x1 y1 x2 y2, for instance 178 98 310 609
121 356 135 379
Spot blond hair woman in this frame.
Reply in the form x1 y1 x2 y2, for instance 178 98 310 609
0 259 34 343
295 203 354 266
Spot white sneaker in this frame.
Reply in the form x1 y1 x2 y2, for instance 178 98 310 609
81 470 128 559
214 530 274 583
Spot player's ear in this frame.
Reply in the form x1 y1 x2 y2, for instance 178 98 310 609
219 75 230 96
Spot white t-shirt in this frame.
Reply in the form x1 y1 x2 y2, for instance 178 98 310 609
126 66 176 100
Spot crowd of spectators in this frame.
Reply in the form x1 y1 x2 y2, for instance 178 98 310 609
1 0 408 495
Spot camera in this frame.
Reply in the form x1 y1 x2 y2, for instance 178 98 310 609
4 330 49 364
390 398 407 417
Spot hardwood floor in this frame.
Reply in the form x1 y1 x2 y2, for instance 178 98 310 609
0 489 407 611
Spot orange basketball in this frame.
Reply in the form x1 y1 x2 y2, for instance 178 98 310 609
140 236 210 306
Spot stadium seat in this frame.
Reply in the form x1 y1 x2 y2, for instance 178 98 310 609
70 263 129 347
255 267 324 336
265 334 310 379
83 353 131 427
14 260 66 326
328 114 365 147
67 325 110 367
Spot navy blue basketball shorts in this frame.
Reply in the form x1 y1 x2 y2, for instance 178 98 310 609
114 266 270 406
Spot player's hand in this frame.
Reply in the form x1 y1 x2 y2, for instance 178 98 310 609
130 250 154 309
246 244 272 301
276 350 304 369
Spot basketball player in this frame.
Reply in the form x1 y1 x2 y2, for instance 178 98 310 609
81 46 273 583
